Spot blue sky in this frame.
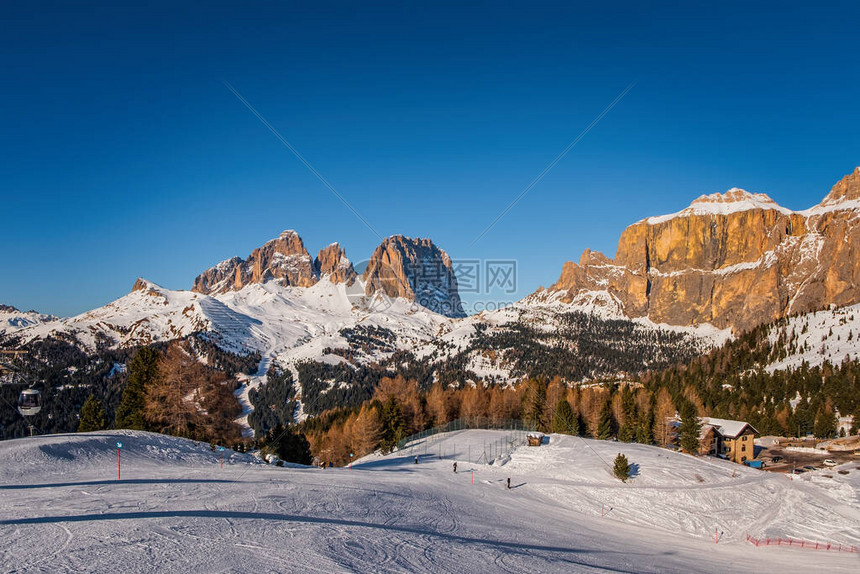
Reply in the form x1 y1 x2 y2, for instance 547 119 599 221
2 1 858 317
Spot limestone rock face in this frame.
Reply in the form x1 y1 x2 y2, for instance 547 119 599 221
314 243 357 285
191 232 465 317
548 169 860 332
192 230 318 294
363 235 465 318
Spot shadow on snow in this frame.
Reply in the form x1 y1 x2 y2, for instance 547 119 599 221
0 478 234 490
0 509 670 572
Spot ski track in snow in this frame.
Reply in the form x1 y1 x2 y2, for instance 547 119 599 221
1 430 859 573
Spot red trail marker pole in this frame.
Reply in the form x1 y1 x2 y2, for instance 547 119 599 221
116 442 123 480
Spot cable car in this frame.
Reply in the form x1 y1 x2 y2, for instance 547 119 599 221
18 388 41 417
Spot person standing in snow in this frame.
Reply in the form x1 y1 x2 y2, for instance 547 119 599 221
506 477 511 489
415 456 418 464
453 461 457 473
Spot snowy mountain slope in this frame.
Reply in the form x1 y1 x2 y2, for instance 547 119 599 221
414 297 728 385
0 305 59 336
10 278 455 434
12 278 452 359
1 430 857 573
766 302 860 372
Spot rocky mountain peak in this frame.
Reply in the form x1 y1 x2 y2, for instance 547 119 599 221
690 188 778 207
363 235 465 318
820 167 860 206
645 187 789 225
314 243 357 285
547 168 860 332
191 232 465 317
131 277 157 293
192 230 318 295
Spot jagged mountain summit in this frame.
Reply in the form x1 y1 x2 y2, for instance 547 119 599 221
539 168 860 332
192 230 465 317
192 231 464 318
10 231 466 355
363 235 465 318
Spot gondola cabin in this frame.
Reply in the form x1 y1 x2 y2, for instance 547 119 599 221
18 388 41 417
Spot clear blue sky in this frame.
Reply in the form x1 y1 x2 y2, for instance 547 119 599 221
2 1 858 317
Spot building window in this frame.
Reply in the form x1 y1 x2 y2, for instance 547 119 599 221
743 435 748 441
741 456 747 462
741 445 746 452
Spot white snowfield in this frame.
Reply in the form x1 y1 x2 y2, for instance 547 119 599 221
2 430 858 573
766 302 860 372
0 307 58 336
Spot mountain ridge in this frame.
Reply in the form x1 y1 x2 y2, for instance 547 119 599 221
192 231 464 319
546 168 860 332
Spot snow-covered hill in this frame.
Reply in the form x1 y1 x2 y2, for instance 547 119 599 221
1 430 857 573
0 304 58 336
766 302 860 372
12 278 451 358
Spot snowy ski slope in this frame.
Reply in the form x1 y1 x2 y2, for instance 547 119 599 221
1 430 858 573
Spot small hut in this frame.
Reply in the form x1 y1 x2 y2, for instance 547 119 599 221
527 433 544 447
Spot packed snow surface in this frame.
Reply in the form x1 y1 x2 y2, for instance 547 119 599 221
1 430 858 573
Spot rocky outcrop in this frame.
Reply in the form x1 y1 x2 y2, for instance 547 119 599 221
548 168 860 332
191 231 465 317
193 230 318 294
363 235 465 318
314 243 356 285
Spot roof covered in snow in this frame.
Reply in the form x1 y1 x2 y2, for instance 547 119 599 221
701 417 757 439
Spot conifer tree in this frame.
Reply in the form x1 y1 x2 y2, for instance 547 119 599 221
617 413 635 442
653 387 675 447
678 401 702 454
613 452 631 482
596 400 615 440
77 395 107 432
523 378 547 431
552 399 578 435
262 423 312 465
115 346 160 430
635 405 654 444
379 397 407 454
353 404 382 455
814 408 838 438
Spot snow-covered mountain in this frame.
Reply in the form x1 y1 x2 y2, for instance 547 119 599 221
544 168 860 332
5 231 467 380
7 169 860 436
192 230 465 319
0 304 59 336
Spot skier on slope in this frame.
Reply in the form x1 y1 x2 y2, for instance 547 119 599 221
506 477 511 489
453 461 457 473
